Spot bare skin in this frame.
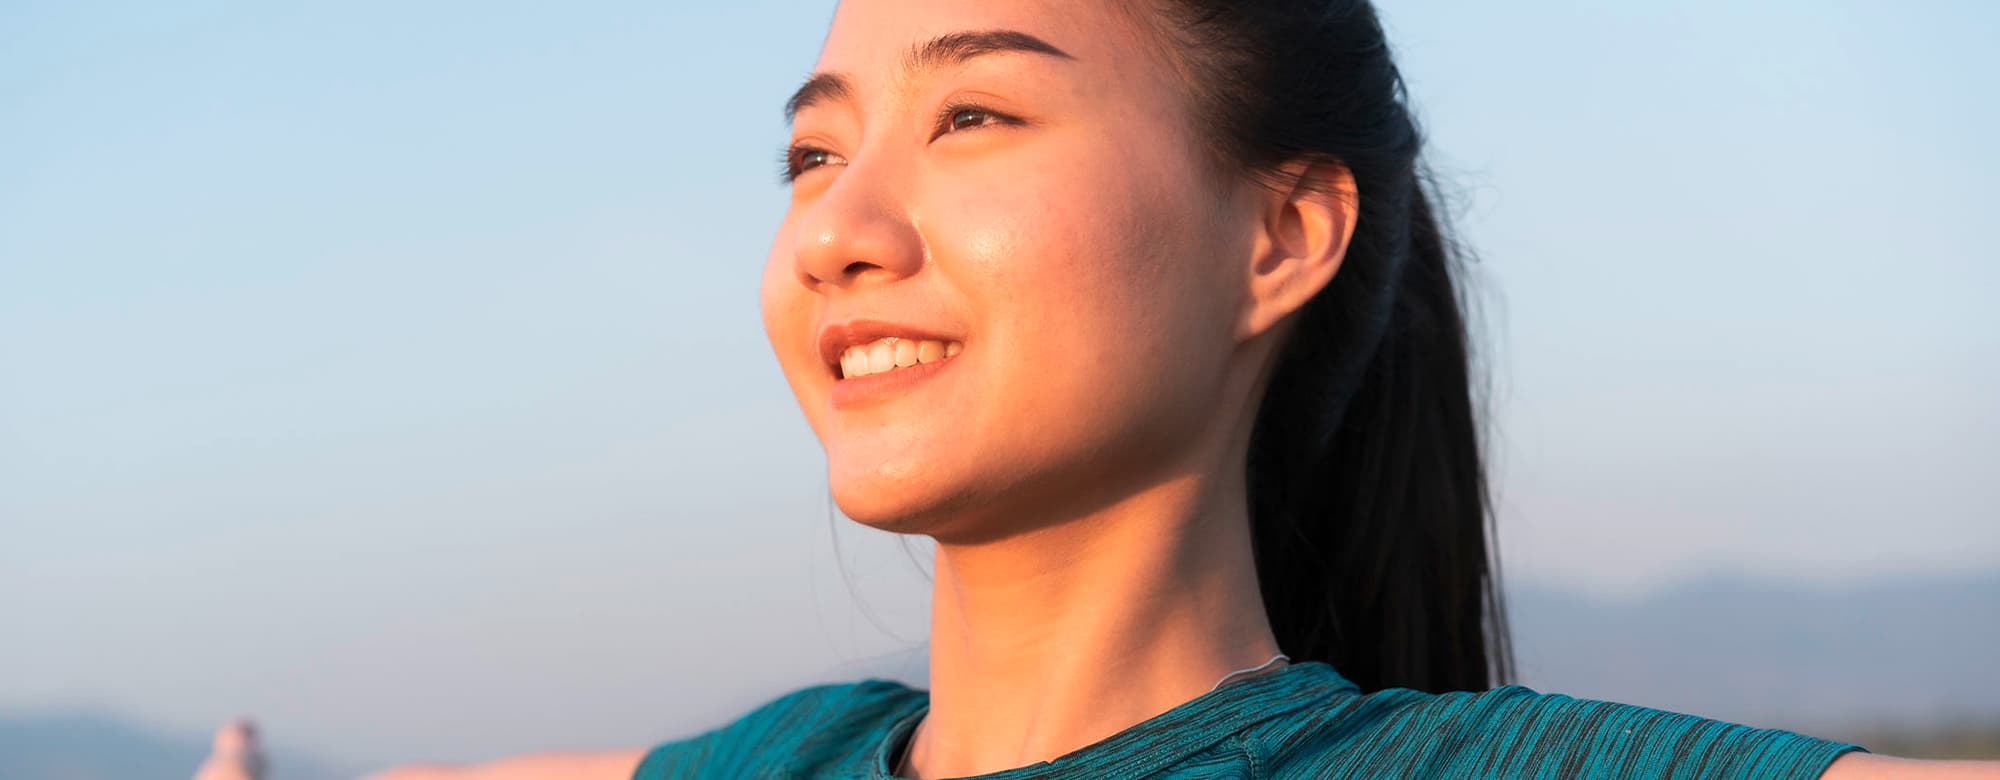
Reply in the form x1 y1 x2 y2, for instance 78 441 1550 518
195 0 2000 778
191 721 644 780
756 1 1338 774
1821 754 2000 779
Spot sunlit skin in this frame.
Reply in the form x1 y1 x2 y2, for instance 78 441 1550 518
195 1 1996 778
760 0 1352 775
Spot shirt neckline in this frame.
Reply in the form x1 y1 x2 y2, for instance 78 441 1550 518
867 660 1358 779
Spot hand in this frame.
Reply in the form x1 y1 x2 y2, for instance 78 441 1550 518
192 718 267 780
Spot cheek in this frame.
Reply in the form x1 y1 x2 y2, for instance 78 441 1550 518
760 223 824 412
946 151 1193 320
937 150 1237 438
759 230 796 344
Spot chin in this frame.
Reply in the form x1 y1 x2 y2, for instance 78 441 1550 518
825 459 983 536
829 470 935 531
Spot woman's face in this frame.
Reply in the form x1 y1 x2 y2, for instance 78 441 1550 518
762 0 1262 539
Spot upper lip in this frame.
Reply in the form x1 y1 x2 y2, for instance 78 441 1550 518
816 318 963 374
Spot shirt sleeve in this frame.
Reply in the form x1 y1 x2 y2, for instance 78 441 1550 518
630 684 835 780
1367 685 1869 779
1257 683 1868 779
630 679 918 780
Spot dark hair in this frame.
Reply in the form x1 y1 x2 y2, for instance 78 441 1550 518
1146 0 1510 692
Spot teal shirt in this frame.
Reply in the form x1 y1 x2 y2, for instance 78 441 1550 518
634 661 1864 779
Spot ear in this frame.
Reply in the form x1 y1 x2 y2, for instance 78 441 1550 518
1235 160 1358 343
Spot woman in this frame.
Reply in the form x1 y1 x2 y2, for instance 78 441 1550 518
198 0 1996 777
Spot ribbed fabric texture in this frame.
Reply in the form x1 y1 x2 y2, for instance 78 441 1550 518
633 661 1864 779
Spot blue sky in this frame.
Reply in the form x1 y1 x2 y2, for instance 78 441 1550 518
2 0 1994 769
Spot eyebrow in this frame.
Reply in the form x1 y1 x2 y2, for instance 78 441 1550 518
783 29 1075 123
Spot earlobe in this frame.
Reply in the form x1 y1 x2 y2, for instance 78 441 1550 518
1235 161 1359 342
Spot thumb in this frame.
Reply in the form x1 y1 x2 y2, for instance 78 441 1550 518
193 718 268 780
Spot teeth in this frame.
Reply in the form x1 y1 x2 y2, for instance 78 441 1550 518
868 340 893 374
838 337 964 379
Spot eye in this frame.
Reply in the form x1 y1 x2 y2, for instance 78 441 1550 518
932 102 1019 140
777 144 845 184
948 108 992 131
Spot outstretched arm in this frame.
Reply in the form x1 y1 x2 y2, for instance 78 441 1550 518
1820 751 2000 779
192 721 646 780
359 750 647 780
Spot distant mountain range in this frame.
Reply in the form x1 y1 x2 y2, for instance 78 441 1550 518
1507 571 2000 740
4 572 1995 778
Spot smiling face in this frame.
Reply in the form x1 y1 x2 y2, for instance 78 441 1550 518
761 0 1268 540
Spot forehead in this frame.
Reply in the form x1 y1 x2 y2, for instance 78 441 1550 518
815 0 1164 85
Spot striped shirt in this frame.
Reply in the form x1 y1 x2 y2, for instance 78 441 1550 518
633 661 1863 778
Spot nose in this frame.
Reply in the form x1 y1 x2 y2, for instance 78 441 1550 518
790 162 925 288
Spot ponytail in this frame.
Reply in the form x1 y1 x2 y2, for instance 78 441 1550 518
1157 0 1510 692
1247 177 1508 693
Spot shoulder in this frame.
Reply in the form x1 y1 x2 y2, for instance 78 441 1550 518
632 679 925 780
705 678 921 741
1240 683 1865 780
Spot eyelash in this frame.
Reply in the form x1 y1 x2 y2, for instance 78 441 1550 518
777 101 1020 184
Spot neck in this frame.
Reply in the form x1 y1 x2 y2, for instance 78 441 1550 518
905 464 1282 778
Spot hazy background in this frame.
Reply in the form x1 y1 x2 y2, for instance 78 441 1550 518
3 0 1994 776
